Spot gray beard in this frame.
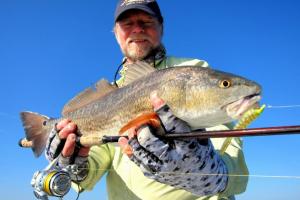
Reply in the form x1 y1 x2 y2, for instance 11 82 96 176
122 45 155 62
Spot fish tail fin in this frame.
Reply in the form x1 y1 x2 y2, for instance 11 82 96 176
20 111 51 157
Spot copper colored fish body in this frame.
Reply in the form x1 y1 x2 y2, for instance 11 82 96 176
20 62 261 157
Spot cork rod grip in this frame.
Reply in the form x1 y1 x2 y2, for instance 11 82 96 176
18 138 33 148
79 135 104 147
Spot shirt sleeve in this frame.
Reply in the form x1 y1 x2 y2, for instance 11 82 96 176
74 144 115 191
219 137 249 197
163 57 210 69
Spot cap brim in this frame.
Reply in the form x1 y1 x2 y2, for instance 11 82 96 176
115 4 157 22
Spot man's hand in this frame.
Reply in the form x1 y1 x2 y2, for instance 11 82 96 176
45 119 90 182
118 92 228 196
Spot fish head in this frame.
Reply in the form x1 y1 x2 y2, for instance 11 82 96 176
176 67 262 128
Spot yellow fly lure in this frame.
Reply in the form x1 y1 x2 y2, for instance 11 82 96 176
234 104 266 130
220 104 266 154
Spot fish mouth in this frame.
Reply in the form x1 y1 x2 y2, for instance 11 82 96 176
225 93 262 119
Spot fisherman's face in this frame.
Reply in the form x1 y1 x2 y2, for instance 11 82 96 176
114 10 163 62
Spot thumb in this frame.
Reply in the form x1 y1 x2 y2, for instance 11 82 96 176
150 91 165 110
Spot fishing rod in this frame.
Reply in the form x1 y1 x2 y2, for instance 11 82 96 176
19 103 300 147
101 125 300 143
19 125 300 147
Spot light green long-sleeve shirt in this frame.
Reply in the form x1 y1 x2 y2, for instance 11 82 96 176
78 57 249 200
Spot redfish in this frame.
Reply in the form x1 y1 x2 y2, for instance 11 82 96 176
20 62 261 157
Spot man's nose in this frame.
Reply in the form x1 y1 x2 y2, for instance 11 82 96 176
132 22 145 33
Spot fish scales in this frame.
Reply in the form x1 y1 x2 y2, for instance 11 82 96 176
65 68 187 136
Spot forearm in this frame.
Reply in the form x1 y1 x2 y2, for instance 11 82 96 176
159 139 229 196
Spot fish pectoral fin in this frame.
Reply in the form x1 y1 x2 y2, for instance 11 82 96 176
62 79 117 116
123 61 156 85
119 112 161 135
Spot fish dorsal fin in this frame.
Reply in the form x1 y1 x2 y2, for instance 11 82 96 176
123 61 156 85
62 79 117 116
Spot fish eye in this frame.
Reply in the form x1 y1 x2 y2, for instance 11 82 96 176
43 121 47 126
219 79 231 88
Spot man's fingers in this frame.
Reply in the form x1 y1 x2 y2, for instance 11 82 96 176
118 137 133 156
78 147 90 157
58 122 77 139
56 119 71 130
61 133 76 157
128 127 137 139
150 91 165 110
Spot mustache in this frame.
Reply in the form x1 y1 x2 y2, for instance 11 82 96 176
128 35 151 43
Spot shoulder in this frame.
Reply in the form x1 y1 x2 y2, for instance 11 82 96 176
158 56 210 69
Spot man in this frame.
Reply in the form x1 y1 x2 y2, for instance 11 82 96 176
46 1 249 199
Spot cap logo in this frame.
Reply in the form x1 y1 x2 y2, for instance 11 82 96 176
121 0 155 6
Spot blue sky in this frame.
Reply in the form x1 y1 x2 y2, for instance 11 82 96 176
1 0 300 199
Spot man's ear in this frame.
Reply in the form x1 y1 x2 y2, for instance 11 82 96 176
160 23 164 37
113 26 121 44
